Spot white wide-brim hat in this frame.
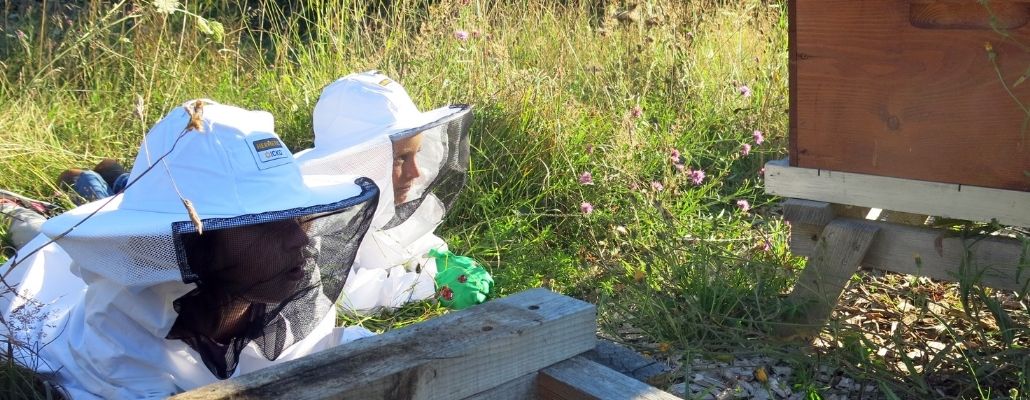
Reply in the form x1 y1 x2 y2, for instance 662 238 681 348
40 100 379 286
298 70 469 161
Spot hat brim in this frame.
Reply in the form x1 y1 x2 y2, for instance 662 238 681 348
41 175 379 240
298 105 471 162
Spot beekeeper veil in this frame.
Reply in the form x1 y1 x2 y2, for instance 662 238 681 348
16 100 378 393
296 71 471 311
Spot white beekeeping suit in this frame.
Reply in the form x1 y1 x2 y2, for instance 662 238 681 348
0 100 378 399
296 71 472 313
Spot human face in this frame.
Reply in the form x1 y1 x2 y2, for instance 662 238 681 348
392 133 424 204
207 219 311 304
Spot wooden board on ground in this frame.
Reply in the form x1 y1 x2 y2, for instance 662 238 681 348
173 288 596 400
537 356 682 400
766 159 1030 228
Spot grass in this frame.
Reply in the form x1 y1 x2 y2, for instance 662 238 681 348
0 0 1027 399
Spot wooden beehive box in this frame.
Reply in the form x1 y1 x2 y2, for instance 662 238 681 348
790 0 1030 191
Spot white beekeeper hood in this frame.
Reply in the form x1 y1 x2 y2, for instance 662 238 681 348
296 71 472 312
3 100 379 398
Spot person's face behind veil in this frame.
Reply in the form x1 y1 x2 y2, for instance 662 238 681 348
391 132 424 205
200 219 312 304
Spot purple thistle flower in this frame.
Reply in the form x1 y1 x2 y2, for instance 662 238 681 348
674 163 685 173
688 169 705 186
753 130 765 145
669 148 681 164
580 202 594 215
16 30 26 40
651 181 664 192
630 105 643 118
454 30 470 41
736 199 751 213
761 240 772 252
740 143 752 156
738 85 751 97
579 171 594 185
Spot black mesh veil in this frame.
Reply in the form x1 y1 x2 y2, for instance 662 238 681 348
166 178 378 378
383 105 472 230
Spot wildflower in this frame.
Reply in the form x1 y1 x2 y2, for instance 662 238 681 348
153 0 180 14
651 181 664 192
740 143 752 156
629 181 640 191
15 30 26 40
580 202 594 215
761 240 772 252
736 199 751 213
688 169 705 185
630 105 643 118
454 30 470 41
669 148 681 164
753 130 765 145
578 171 593 185
674 163 685 173
759 167 766 177
738 85 752 97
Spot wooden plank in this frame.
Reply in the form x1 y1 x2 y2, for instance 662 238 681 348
537 356 681 400
786 220 879 330
462 372 536 400
791 0 1030 191
173 288 596 400
790 220 1030 293
766 159 1030 228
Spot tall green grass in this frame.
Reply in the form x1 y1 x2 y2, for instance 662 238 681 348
1 1 1027 398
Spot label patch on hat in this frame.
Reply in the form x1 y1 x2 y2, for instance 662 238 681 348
249 137 291 170
378 78 393 87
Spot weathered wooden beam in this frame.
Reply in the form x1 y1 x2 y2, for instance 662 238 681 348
785 219 879 331
173 288 596 400
765 159 1030 228
537 356 681 400
462 372 537 400
790 221 1030 293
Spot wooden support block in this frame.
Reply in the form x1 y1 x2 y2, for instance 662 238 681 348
790 220 1030 293
765 159 1030 228
782 199 836 226
537 356 681 400
785 220 880 330
173 289 596 400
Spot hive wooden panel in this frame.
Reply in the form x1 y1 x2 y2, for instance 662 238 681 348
790 0 1030 191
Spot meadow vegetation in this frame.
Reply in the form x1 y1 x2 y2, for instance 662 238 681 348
0 0 1027 398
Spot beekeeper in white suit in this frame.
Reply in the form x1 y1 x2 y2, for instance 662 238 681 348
0 100 378 398
296 71 472 313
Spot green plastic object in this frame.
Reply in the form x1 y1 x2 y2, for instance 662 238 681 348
430 248 494 310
